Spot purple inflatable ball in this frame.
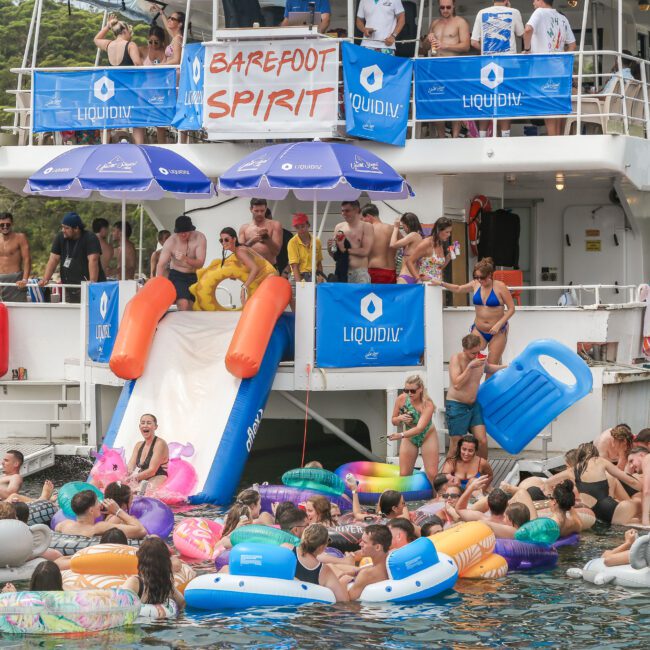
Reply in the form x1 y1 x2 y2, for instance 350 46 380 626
130 497 175 539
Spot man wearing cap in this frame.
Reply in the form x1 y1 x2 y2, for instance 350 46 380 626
287 212 323 311
39 212 105 303
156 215 207 311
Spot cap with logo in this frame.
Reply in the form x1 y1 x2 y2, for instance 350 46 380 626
174 215 196 233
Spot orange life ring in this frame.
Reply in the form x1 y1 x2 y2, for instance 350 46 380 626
468 195 491 258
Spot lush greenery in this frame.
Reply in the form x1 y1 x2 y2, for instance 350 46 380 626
0 1 159 274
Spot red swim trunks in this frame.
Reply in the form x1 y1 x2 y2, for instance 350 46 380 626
368 268 397 284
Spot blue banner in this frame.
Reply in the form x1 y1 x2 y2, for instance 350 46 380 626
88 282 119 363
316 284 424 368
342 42 412 147
33 68 177 132
414 54 574 120
172 43 204 131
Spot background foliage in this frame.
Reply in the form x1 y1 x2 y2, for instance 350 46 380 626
0 0 159 275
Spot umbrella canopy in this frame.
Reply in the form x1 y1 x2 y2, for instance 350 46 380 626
218 141 413 201
24 144 215 200
24 144 215 281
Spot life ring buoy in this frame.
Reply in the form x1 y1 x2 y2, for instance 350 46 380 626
190 253 277 312
468 195 491 258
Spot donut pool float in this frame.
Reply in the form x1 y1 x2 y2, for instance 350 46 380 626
57 482 103 519
257 484 351 513
335 462 432 504
281 468 346 497
430 521 498 578
230 524 299 548
27 500 57 527
62 543 195 592
0 589 139 634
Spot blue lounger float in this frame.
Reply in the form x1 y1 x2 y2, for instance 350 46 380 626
477 339 592 454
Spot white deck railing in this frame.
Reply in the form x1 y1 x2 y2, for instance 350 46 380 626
5 49 650 145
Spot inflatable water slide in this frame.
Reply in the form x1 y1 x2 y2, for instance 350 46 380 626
101 276 293 504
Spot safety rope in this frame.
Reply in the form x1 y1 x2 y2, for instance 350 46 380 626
300 363 312 467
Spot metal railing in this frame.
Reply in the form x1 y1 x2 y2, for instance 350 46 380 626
0 281 84 304
5 49 650 144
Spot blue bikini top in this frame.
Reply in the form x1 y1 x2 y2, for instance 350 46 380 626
473 286 502 307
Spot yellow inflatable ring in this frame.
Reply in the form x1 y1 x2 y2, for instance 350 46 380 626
461 553 509 579
190 254 277 312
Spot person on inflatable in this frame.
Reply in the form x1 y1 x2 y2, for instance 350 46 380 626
305 496 336 527
345 476 411 524
546 480 584 537
3 560 63 594
55 490 146 539
602 529 641 567
388 374 438 489
595 424 634 471
218 488 275 549
387 518 417 549
627 446 650 526
291 524 349 603
442 434 493 493
339 525 392 600
126 414 169 490
217 227 277 307
433 257 515 375
0 450 24 499
121 536 185 615
404 216 453 284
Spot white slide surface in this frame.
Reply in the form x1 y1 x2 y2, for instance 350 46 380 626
110 311 242 492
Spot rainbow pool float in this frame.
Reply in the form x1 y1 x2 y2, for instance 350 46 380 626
335 462 432 504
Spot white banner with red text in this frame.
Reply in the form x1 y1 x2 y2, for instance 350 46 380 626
202 40 340 139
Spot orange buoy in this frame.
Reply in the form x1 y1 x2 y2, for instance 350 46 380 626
109 277 176 380
0 303 8 378
225 276 292 379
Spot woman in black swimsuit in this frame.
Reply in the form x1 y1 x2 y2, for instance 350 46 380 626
93 15 145 145
126 414 169 489
292 524 349 602
572 442 640 525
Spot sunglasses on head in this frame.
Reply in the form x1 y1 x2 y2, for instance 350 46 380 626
403 387 418 394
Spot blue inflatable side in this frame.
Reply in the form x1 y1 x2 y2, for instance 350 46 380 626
101 379 136 450
477 339 593 454
189 313 295 505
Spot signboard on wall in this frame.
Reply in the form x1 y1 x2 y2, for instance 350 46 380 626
203 39 339 139
316 284 424 368
88 282 119 363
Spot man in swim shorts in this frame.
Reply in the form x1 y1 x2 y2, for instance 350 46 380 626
446 333 506 458
340 524 391 599
156 215 207 311
361 204 396 284
0 450 24 499
330 201 374 284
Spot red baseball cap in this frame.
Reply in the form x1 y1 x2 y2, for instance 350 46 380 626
292 213 309 227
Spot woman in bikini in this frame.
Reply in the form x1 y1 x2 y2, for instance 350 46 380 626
389 213 423 285
126 414 169 490
434 257 515 370
93 16 144 145
388 375 438 489
442 434 493 493
406 217 453 283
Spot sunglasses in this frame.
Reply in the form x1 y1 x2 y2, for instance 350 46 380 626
441 493 460 499
219 237 231 243
440 5 453 8
403 387 418 394
0 224 11 229
168 16 181 22
148 39 160 45
473 274 487 280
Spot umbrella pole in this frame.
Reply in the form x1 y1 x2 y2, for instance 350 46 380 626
311 199 317 284
121 199 126 281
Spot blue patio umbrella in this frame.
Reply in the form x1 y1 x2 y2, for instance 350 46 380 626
24 143 215 280
218 141 413 280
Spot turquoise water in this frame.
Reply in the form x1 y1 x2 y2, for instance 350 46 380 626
6 457 650 649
